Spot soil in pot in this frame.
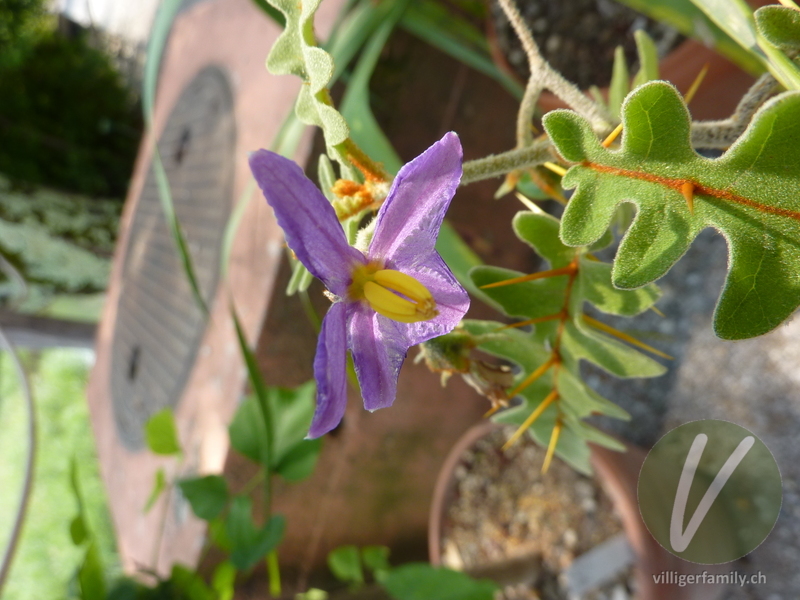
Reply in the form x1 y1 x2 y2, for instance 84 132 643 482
438 426 633 600
491 0 683 88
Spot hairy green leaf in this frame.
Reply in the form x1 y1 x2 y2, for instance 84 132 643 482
556 368 630 421
470 266 567 320
756 5 800 52
265 0 349 150
562 321 666 378
512 211 575 268
578 257 661 316
545 81 800 339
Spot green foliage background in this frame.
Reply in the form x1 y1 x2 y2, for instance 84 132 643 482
0 349 119 600
0 1 142 197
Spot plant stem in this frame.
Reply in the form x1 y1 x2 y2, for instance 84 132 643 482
337 138 390 182
496 0 612 134
241 470 266 496
691 73 779 148
267 550 282 597
461 141 552 184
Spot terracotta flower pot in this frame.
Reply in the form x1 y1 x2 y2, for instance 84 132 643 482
428 422 729 600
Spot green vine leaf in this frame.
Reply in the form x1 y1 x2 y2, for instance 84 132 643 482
266 0 349 150
544 81 800 340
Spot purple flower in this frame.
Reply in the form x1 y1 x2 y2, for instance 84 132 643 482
249 133 470 437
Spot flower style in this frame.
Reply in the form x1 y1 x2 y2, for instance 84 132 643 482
249 133 470 437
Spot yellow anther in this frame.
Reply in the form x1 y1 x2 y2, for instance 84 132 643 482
364 281 417 316
352 265 439 323
373 270 432 304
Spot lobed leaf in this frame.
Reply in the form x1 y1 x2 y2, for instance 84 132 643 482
470 266 567 320
545 81 800 339
512 212 575 268
265 0 349 150
578 256 661 316
556 368 630 421
562 320 666 378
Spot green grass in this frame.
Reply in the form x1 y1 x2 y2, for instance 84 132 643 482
0 349 119 600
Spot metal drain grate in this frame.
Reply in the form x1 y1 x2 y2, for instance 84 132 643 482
110 66 236 450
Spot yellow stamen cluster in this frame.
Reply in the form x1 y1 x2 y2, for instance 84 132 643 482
349 263 438 323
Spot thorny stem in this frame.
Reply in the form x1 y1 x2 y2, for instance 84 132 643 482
496 0 542 147
481 264 577 288
462 72 780 186
462 140 553 185
503 256 579 454
496 0 613 135
690 73 779 148
462 65 784 186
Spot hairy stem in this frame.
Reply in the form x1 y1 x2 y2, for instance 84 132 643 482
462 140 553 184
690 73 779 148
496 0 612 134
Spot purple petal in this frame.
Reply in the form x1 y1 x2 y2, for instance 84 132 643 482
348 304 408 411
368 132 463 267
308 302 349 438
249 150 365 296
394 253 470 347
